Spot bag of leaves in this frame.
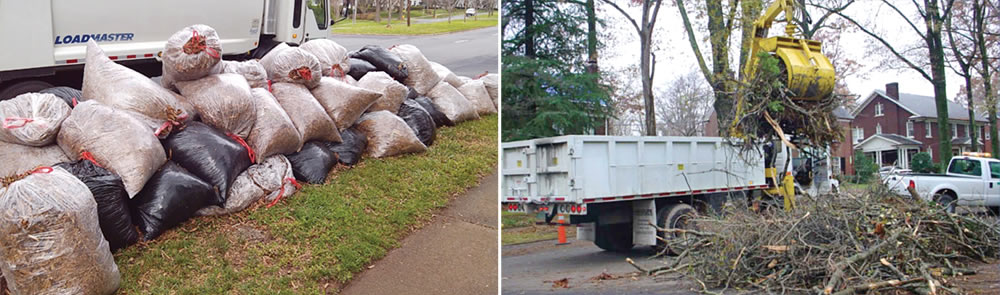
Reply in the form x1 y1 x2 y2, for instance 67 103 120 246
39 86 84 108
413 96 454 127
425 81 479 123
260 45 323 89
82 40 191 132
212 60 268 89
429 61 463 88
197 155 299 216
324 127 367 166
310 77 381 130
0 93 70 147
457 80 497 115
355 111 427 158
389 44 442 94
300 39 351 78
161 24 222 89
56 160 139 251
57 100 168 198
247 88 302 162
270 82 343 143
129 161 216 241
0 167 121 295
349 45 408 82
397 99 436 146
162 121 254 205
356 71 408 113
347 58 376 80
174 73 257 138
286 141 337 184
479 73 499 107
0 142 69 178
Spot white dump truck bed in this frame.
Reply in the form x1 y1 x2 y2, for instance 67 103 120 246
501 136 769 205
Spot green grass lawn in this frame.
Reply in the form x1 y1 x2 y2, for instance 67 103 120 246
114 115 498 294
331 15 497 35
500 212 576 245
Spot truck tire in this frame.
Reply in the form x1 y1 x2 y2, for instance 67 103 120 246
594 222 632 252
934 191 956 213
0 80 54 100
656 203 698 256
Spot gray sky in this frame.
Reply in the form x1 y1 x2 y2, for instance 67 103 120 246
599 0 964 102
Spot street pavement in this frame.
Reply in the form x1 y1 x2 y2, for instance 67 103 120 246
331 27 499 78
340 173 499 295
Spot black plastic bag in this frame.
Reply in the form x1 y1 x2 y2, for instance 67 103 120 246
286 141 337 184
406 86 420 100
347 58 376 81
39 86 84 108
397 100 436 146
348 46 408 82
161 122 253 205
324 128 368 166
414 96 454 127
56 160 139 251
129 161 216 240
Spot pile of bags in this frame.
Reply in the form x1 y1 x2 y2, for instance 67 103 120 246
0 24 495 295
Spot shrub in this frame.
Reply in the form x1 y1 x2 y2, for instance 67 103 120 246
910 152 935 173
853 150 878 183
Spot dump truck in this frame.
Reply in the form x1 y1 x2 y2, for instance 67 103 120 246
0 0 335 99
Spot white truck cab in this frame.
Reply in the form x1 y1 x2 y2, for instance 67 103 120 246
0 0 333 99
886 155 1000 213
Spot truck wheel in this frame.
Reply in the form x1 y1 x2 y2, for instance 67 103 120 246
0 80 54 100
594 222 632 252
934 192 956 213
656 203 698 256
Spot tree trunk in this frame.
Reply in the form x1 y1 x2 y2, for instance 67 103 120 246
967 80 977 151
376 0 382 22
974 0 998 157
706 0 734 134
587 0 602 134
524 0 534 57
926 0 952 166
640 0 655 136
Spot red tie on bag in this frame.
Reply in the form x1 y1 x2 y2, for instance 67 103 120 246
267 177 301 208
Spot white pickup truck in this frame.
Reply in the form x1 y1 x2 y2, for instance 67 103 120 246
885 156 1000 214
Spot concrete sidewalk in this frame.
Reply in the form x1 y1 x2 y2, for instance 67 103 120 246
340 173 498 295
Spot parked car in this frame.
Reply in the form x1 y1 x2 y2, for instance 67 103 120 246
465 8 475 16
885 156 1000 214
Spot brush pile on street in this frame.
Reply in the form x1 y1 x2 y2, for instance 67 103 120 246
0 24 497 294
651 189 1000 295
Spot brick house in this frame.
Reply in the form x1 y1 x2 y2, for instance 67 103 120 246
850 83 992 169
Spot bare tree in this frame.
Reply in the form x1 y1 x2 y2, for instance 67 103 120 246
655 71 715 136
599 0 664 136
945 0 985 151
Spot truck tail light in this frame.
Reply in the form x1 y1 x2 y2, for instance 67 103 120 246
908 180 915 190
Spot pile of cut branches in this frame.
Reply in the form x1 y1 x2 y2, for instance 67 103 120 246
646 189 1000 294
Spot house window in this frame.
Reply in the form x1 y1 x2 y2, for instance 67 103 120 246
925 122 932 138
875 103 884 116
964 124 970 137
853 127 864 144
906 121 914 138
952 123 958 139
876 123 882 134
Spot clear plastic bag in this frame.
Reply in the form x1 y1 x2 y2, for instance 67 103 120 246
197 155 298 216
457 80 497 115
174 73 257 138
248 88 303 162
413 96 454 127
355 111 427 158
311 77 381 130
0 93 71 146
82 40 190 132
57 100 167 198
356 71 408 113
260 44 323 89
161 24 222 89
0 167 121 295
212 60 268 89
300 39 351 78
390 44 443 95
425 81 479 123
429 61 463 88
0 142 69 178
479 73 499 108
270 82 343 143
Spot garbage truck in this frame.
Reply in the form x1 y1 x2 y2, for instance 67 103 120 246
0 0 335 99
500 136 836 252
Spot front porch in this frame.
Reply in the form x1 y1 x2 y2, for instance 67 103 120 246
854 134 922 169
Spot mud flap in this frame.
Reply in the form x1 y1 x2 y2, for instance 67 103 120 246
576 222 595 241
632 199 657 246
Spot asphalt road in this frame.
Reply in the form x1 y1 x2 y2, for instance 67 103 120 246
502 239 703 295
340 173 499 295
331 27 499 77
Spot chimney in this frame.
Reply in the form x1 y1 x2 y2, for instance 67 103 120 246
886 82 899 100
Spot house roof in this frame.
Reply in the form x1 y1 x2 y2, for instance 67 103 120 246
854 133 922 150
832 106 853 120
852 90 989 122
951 137 984 146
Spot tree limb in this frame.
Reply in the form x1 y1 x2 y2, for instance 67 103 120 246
822 6 934 81
675 0 714 84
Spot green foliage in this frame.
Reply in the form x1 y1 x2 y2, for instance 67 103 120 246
910 152 935 173
853 150 879 183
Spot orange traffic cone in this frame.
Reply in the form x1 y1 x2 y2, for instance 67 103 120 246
556 214 569 245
